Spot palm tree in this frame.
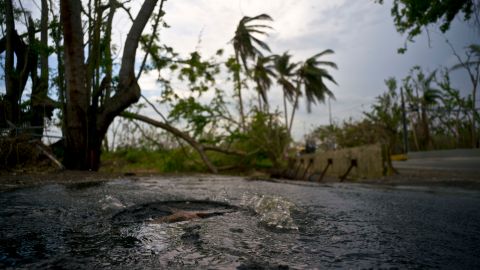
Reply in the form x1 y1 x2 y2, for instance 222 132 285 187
252 55 276 111
232 14 273 70
272 52 298 128
290 50 337 132
408 67 441 150
419 71 441 150
231 14 273 129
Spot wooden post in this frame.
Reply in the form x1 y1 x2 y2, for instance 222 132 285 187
340 159 357 182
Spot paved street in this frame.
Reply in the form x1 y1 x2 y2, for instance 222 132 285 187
393 149 480 172
1 176 480 268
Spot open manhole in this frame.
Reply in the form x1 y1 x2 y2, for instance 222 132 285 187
112 200 237 225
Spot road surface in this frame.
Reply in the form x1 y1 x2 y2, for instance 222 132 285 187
393 149 480 173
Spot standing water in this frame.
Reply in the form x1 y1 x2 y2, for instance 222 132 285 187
1 176 480 269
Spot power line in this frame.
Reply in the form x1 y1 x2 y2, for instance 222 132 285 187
330 100 376 115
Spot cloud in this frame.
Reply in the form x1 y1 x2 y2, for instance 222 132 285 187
145 0 476 140
5 0 477 142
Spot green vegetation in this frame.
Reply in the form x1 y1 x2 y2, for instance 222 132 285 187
101 148 202 173
105 11 337 174
101 146 276 174
0 0 338 172
101 109 286 174
0 1 478 173
309 65 479 155
377 0 479 53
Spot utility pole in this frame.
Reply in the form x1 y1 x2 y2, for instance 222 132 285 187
328 97 332 126
400 86 409 153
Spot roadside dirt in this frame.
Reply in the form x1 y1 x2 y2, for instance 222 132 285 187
1 166 479 192
0 170 125 191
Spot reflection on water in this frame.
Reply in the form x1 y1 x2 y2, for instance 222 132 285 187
0 176 480 269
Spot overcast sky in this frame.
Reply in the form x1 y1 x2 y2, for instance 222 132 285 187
134 0 478 140
2 0 478 141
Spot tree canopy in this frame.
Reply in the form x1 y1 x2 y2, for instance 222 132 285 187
377 0 479 52
0 1 339 172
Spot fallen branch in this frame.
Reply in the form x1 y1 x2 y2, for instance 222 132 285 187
203 145 246 156
121 112 218 173
31 140 65 170
35 144 65 170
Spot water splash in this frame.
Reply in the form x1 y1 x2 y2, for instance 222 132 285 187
99 195 125 210
119 223 178 254
208 186 230 204
241 194 298 230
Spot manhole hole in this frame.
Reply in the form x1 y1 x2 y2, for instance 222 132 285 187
112 200 237 225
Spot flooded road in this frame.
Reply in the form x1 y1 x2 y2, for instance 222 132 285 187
1 176 479 269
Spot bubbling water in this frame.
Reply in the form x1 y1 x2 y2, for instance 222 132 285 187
241 194 298 230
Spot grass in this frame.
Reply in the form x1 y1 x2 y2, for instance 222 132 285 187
100 148 204 173
100 147 274 174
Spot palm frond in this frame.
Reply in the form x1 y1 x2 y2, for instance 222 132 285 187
232 14 273 71
245 24 273 29
245 13 273 22
297 50 338 112
313 61 338 69
251 36 271 52
310 49 335 59
253 55 276 104
245 29 270 35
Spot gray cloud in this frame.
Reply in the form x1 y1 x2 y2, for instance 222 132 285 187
3 0 475 142
136 0 477 140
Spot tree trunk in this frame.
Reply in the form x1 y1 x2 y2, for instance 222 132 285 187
96 0 158 136
283 93 289 129
60 0 159 170
472 76 478 148
257 92 263 112
136 0 166 80
288 92 300 134
28 16 41 135
421 107 433 150
61 0 89 169
4 0 18 125
31 0 49 136
235 69 246 131
2 1 34 128
410 118 420 151
51 15 67 135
